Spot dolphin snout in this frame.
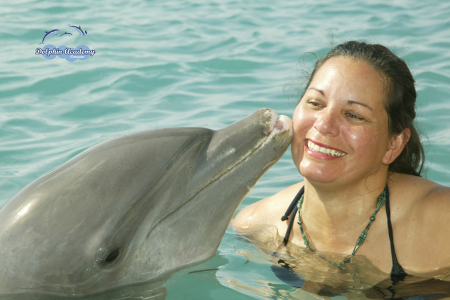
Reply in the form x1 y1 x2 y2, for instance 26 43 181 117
265 108 293 138
264 108 278 135
274 115 293 137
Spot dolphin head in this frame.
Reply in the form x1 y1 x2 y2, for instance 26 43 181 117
0 109 292 295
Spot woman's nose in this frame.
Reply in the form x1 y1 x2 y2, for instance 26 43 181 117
314 110 339 136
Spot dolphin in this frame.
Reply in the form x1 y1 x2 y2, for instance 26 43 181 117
60 32 72 37
68 24 87 36
39 29 59 45
0 109 292 297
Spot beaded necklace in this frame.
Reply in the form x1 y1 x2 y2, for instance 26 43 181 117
297 186 387 269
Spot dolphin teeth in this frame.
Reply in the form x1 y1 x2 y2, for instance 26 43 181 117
307 140 345 157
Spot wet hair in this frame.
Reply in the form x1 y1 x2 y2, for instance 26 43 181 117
303 41 424 176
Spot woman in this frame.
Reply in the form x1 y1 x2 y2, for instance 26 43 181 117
232 41 450 282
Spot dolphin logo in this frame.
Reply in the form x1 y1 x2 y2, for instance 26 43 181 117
0 109 292 296
39 29 59 44
68 24 87 35
60 31 72 37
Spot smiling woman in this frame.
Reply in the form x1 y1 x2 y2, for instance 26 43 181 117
232 41 450 292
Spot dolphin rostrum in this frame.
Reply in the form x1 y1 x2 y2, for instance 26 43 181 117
68 24 87 36
0 109 292 297
39 29 60 45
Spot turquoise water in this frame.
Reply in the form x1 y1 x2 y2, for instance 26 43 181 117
1 0 450 298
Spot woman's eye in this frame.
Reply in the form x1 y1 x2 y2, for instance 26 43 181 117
307 100 323 108
346 112 364 121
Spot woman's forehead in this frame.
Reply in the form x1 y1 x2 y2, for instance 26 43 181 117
313 56 386 85
308 56 388 107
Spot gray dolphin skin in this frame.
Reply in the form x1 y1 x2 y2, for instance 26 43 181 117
39 29 60 44
0 109 292 297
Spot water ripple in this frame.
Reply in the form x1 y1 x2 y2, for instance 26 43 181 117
1 0 450 298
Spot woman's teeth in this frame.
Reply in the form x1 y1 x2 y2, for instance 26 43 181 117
307 140 346 157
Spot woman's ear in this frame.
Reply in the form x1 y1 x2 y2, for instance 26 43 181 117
382 128 411 164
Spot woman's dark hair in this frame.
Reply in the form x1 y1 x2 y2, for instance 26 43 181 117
303 41 424 176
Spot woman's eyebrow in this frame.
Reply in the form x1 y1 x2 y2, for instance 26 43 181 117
307 87 373 111
307 87 325 96
348 100 373 111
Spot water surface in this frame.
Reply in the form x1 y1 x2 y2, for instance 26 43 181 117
1 0 450 299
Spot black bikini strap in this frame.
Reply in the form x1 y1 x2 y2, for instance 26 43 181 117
281 186 304 246
281 186 304 221
385 185 407 283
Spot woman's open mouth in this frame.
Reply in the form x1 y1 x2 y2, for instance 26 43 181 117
305 139 346 157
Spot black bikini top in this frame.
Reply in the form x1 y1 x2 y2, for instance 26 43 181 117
280 185 407 283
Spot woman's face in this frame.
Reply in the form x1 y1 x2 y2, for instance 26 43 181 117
292 56 393 186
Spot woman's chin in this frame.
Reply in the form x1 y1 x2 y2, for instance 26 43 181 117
299 163 341 184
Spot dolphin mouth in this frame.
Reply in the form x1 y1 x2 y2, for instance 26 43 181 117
147 109 292 240
265 110 293 140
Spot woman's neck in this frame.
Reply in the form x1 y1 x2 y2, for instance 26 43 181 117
299 175 388 252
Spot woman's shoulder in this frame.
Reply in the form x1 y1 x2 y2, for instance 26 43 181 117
389 173 450 272
389 172 450 221
389 172 450 206
231 181 304 230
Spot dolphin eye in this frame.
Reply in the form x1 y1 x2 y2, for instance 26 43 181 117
104 248 120 264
